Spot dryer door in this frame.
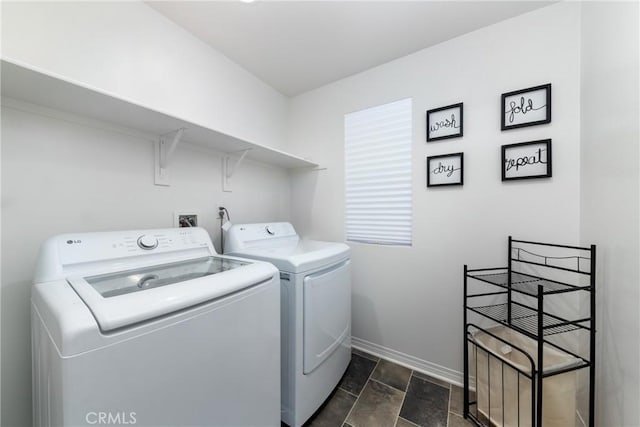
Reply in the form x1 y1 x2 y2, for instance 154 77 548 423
303 259 351 374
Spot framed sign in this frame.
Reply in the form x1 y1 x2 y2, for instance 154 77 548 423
427 102 463 141
501 83 551 130
427 152 464 187
502 139 552 181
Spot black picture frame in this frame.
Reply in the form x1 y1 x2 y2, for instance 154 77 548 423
501 139 552 181
426 102 463 142
427 152 464 187
501 83 551 131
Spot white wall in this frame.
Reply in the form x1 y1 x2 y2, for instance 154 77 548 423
0 103 291 427
287 2 582 381
2 2 638 427
0 1 288 150
580 2 640 426
1 3 293 425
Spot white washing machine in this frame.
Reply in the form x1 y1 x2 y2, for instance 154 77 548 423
32 227 280 427
224 222 351 427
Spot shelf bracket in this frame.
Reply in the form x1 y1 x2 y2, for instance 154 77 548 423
222 148 251 192
155 128 185 186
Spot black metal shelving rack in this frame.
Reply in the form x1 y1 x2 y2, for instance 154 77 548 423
463 236 596 427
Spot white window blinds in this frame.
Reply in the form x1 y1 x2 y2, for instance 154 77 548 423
344 98 413 246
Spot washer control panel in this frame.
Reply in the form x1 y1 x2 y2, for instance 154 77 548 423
54 228 214 266
137 235 159 250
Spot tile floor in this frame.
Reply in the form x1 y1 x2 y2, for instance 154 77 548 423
303 349 474 427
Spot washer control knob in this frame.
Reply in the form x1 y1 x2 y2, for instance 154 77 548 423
137 235 158 250
265 225 275 236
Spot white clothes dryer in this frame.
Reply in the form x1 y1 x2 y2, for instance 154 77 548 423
224 222 351 427
32 227 280 427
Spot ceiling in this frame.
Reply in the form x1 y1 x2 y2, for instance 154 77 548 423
148 1 553 97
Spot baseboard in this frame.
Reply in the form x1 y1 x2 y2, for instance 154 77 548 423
351 337 463 387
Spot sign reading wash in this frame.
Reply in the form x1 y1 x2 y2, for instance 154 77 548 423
427 103 463 141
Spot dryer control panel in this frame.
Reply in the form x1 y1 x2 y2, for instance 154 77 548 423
224 222 298 251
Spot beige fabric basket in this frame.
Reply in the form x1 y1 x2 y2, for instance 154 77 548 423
470 326 580 427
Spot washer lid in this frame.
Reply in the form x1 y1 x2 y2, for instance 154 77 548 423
229 239 350 273
68 256 276 331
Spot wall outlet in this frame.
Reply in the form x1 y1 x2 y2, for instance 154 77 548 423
174 212 199 228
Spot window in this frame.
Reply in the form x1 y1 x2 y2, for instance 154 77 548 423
344 98 412 246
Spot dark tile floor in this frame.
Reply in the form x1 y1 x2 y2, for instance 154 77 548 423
304 349 474 427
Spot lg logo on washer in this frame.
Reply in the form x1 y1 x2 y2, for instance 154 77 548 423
66 239 82 244
85 411 137 425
